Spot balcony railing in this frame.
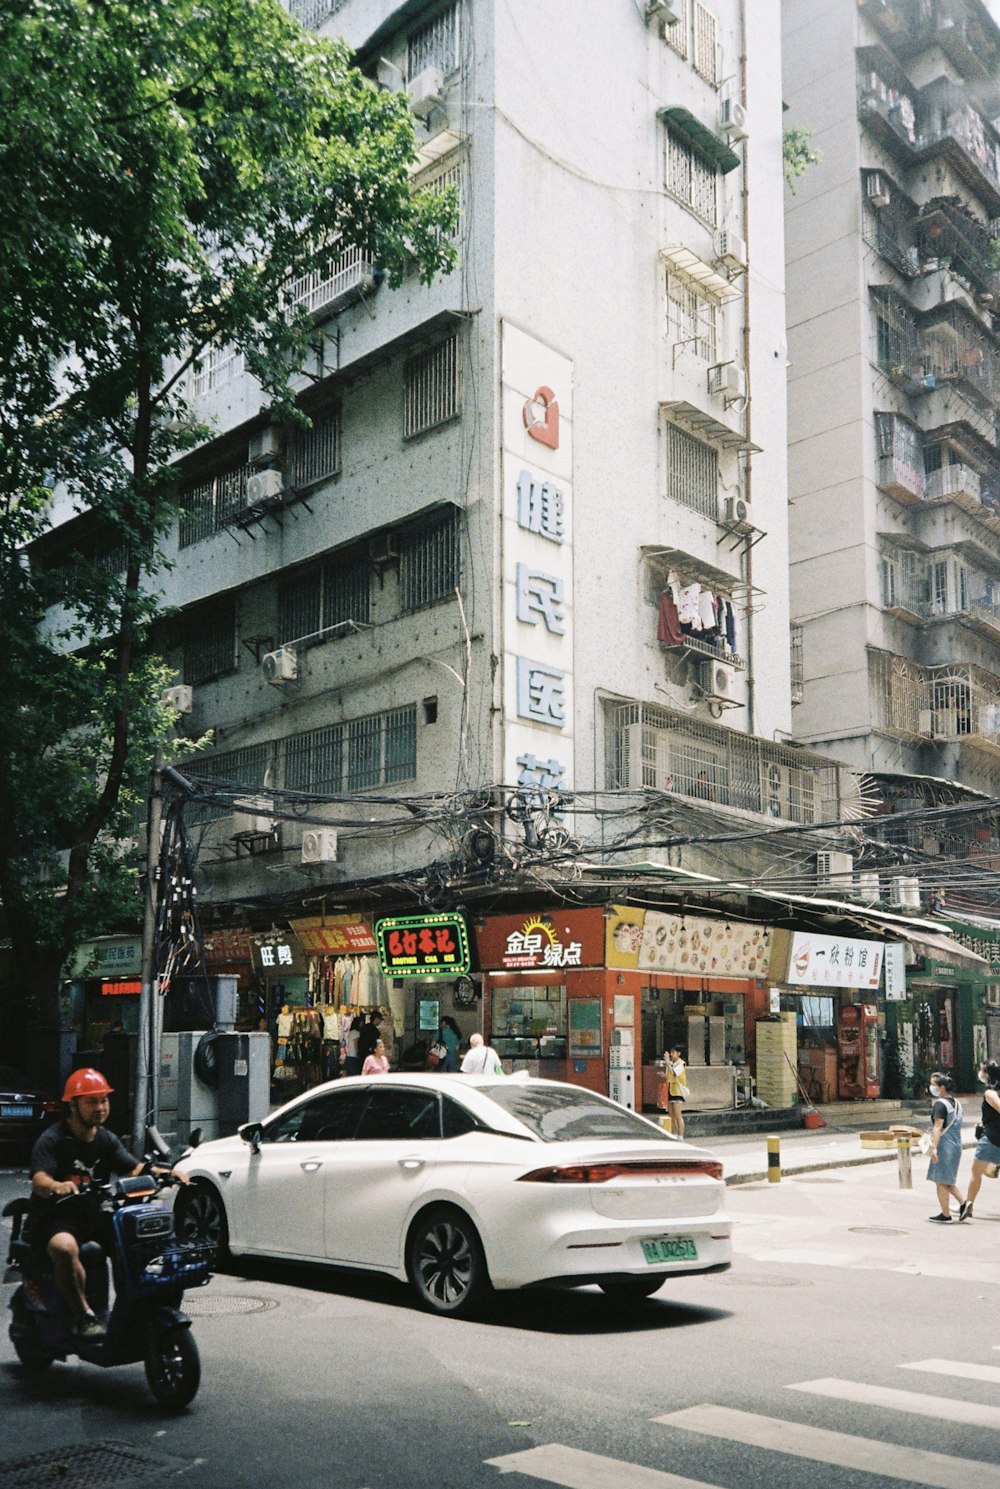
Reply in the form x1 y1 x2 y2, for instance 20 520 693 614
917 100 1000 214
925 463 982 505
877 453 925 504
286 241 378 318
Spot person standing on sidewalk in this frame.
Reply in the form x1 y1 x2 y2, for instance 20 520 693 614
960 1059 1000 1221
925 1071 965 1224
665 1046 688 1140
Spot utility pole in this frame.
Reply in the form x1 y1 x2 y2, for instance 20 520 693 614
133 751 164 1151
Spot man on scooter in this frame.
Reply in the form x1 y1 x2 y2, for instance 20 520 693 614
28 1068 188 1341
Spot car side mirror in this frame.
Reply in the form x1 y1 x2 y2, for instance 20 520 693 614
239 1121 263 1154
187 1127 202 1149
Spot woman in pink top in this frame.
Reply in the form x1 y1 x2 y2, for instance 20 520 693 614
362 1039 390 1075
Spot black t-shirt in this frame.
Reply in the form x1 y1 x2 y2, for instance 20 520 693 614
28 1120 139 1224
982 1094 1000 1146
358 1022 381 1059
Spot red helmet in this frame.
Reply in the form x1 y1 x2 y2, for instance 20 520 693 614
62 1068 114 1101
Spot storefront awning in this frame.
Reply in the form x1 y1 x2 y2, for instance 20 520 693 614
657 106 742 174
873 922 991 972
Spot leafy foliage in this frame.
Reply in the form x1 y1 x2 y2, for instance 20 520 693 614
782 126 821 194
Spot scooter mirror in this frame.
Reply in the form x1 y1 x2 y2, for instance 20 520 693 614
146 1124 172 1159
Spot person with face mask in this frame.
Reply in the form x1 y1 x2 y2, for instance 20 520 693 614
960 1058 1000 1221
925 1071 965 1223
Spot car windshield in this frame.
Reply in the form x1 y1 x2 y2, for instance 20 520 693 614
478 1084 671 1143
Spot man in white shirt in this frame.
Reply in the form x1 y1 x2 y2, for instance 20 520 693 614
460 1032 502 1075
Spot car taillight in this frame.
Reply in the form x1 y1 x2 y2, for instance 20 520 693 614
517 1160 723 1183
43 1102 59 1114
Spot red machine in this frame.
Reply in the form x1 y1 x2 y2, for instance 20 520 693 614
837 1003 880 1099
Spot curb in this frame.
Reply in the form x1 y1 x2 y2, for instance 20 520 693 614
724 1133 980 1187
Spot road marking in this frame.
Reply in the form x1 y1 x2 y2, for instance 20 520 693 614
788 1376 1000 1429
654 1404 1000 1489
902 1358 1000 1385
485 1444 722 1489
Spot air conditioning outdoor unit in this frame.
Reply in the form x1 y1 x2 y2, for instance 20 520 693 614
645 0 681 24
721 494 750 526
247 426 281 465
408 66 445 121
369 532 399 565
719 98 749 142
709 363 746 402
161 684 194 715
700 659 737 699
866 172 891 209
302 828 338 864
245 468 284 505
262 646 298 684
233 809 275 837
853 871 882 905
890 875 922 910
816 850 854 892
715 229 747 271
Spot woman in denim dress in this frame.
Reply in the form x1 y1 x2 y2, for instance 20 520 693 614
926 1071 965 1223
961 1059 1000 1222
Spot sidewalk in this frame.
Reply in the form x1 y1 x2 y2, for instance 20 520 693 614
706 1120 978 1186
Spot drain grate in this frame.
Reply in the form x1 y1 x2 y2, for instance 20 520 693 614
183 1293 277 1317
0 1440 192 1489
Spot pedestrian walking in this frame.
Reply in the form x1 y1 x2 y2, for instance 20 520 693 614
438 1016 461 1072
460 1032 502 1075
924 1071 965 1223
361 1038 390 1076
960 1058 1000 1221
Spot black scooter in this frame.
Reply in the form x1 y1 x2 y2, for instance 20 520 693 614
2 1130 213 1408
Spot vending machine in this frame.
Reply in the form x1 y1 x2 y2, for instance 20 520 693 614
837 1003 880 1099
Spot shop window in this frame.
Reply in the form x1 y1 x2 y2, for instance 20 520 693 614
353 1088 440 1140
490 984 567 1062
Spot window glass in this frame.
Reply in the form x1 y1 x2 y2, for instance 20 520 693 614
353 1088 441 1141
264 1089 368 1143
441 1095 479 1138
480 1084 669 1143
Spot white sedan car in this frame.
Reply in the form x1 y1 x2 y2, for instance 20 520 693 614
173 1073 731 1316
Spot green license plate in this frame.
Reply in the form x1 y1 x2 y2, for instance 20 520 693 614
642 1236 698 1264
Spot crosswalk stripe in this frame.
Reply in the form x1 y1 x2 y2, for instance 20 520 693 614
903 1358 1000 1385
654 1404 1000 1489
788 1376 1000 1429
485 1444 722 1489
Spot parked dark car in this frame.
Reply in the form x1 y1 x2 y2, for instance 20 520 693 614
0 1067 60 1154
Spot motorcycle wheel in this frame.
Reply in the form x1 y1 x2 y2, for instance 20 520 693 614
144 1326 200 1409
173 1182 230 1265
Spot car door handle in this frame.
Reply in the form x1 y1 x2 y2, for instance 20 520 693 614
299 1159 323 1173
399 1157 425 1173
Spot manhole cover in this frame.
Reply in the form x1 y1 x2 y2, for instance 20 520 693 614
848 1225 908 1236
183 1293 277 1317
723 1274 812 1288
0 1440 192 1489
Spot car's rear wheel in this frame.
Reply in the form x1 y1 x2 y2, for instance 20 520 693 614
407 1206 491 1318
173 1182 230 1266
598 1275 666 1300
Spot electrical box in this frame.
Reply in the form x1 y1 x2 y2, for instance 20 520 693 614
215 1032 270 1135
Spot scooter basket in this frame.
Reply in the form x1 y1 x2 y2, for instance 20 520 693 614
140 1242 213 1287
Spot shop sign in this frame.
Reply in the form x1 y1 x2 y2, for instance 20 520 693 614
250 932 307 979
939 917 1000 966
101 979 141 997
375 913 471 977
477 908 604 969
291 915 377 956
70 936 143 979
611 907 772 978
786 931 883 989
883 942 906 1001
202 927 253 966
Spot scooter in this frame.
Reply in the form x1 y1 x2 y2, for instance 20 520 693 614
2 1130 213 1408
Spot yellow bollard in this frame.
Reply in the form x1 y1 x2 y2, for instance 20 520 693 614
767 1133 781 1184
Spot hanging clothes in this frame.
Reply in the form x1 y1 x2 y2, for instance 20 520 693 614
657 589 684 646
676 581 702 629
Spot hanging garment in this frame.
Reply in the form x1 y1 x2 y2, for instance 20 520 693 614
321 1007 340 1042
340 959 354 1002
355 956 372 1008
676 582 702 629
697 587 718 634
657 589 684 646
727 602 740 656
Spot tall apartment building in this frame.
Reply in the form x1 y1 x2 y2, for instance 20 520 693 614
784 0 1000 814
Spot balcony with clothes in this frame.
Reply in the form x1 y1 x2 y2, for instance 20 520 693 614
646 552 750 673
857 47 920 160
915 79 1000 216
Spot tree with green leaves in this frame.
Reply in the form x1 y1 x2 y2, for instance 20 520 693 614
0 0 456 1065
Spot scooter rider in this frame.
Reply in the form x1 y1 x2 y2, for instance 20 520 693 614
28 1068 189 1341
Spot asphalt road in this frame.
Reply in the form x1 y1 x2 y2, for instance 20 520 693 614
2 1149 999 1489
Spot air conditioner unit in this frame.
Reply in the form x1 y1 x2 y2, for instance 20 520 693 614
816 850 854 892
709 363 746 402
719 98 748 142
866 172 891 209
700 659 737 699
408 66 445 121
245 468 284 505
262 646 298 684
302 828 338 864
889 875 921 910
248 426 281 465
645 0 681 24
369 532 399 565
715 229 747 271
233 809 274 837
721 494 750 526
853 871 882 905
161 684 193 715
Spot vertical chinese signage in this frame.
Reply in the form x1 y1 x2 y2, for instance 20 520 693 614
501 323 574 799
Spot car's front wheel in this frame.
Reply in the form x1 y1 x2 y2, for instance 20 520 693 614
407 1206 491 1318
174 1182 230 1266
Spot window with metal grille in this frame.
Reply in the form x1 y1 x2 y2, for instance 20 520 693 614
185 743 270 824
665 130 718 223
292 407 341 487
288 0 346 28
324 553 369 627
413 150 465 244
790 624 804 705
285 723 345 795
183 598 237 684
407 3 459 80
399 509 461 612
666 424 718 516
692 1 719 85
177 462 254 548
278 568 322 646
663 0 688 56
666 274 717 361
288 705 416 794
404 336 460 437
191 342 244 399
278 554 369 644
